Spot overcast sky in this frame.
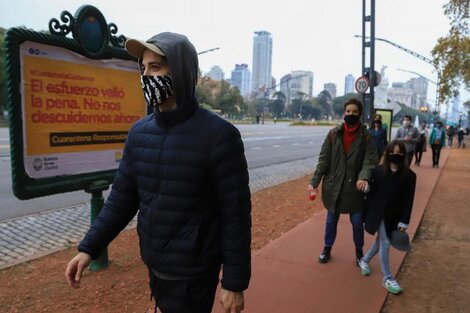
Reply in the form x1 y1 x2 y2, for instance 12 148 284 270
1 0 462 104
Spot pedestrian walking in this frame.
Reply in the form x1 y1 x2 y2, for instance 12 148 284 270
358 140 417 295
369 119 388 161
457 127 465 148
395 115 420 166
308 98 378 265
65 32 251 313
447 125 456 148
429 121 446 168
414 122 428 166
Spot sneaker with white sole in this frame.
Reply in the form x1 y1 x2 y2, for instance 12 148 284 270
383 278 402 294
358 259 370 276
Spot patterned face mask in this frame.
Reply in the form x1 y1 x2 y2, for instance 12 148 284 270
140 75 174 107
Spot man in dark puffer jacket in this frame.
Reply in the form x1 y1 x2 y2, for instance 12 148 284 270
65 32 251 313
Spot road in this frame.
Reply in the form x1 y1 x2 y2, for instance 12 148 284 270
0 123 330 221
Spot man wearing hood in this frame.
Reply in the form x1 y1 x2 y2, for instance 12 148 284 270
65 32 251 313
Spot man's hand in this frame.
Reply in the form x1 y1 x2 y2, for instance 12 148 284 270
65 252 91 288
219 288 244 313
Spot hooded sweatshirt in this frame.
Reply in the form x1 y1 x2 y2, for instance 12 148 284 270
78 32 252 292
144 32 199 128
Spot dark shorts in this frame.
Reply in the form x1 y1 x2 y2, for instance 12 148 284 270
149 270 220 313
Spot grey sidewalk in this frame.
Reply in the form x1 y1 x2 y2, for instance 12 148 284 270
0 157 316 270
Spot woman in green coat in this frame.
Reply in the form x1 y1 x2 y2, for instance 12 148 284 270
308 98 378 265
429 121 446 168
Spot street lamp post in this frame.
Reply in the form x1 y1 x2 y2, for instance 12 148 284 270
355 35 441 121
197 47 220 55
360 0 376 123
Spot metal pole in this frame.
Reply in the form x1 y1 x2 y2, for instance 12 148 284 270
85 180 110 271
435 71 441 122
361 0 366 116
369 0 375 123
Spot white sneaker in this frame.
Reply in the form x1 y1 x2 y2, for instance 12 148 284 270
358 259 370 276
383 278 402 294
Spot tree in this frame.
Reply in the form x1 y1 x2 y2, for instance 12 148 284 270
431 0 470 103
196 81 215 108
310 104 323 121
464 100 470 123
332 93 361 117
196 78 247 117
464 100 470 110
268 99 284 118
214 81 246 117
268 91 286 118
317 90 333 116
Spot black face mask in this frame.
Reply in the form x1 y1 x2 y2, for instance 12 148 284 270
388 154 405 165
344 114 360 126
141 75 174 107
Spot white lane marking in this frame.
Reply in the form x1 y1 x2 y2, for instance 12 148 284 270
0 144 9 148
292 143 300 146
272 145 281 148
308 141 315 144
251 147 262 150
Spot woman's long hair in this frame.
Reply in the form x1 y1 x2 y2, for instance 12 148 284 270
382 139 409 176
370 119 382 130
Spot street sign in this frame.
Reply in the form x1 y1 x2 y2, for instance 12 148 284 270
355 76 370 93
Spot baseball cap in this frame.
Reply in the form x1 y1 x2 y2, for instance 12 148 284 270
125 38 165 58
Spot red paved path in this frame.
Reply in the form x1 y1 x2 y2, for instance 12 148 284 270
214 148 450 313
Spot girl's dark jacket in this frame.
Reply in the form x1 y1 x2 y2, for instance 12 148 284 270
310 123 378 214
364 165 416 238
78 32 251 292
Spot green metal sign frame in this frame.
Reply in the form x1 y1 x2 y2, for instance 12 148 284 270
5 5 137 200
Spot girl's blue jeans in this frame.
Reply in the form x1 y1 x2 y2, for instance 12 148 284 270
363 220 393 281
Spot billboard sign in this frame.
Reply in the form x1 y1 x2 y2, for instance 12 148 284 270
5 5 144 199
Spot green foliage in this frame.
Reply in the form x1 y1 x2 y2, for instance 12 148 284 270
268 99 285 118
196 79 247 117
332 93 361 117
196 83 215 108
317 90 333 116
432 0 470 103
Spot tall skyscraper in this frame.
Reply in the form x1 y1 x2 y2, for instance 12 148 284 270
230 64 251 97
251 31 273 95
405 77 428 102
344 74 355 94
280 71 314 106
207 65 224 81
324 83 337 99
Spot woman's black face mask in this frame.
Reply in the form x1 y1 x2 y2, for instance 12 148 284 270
344 114 360 126
388 154 405 165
